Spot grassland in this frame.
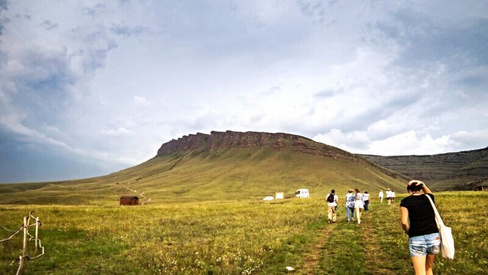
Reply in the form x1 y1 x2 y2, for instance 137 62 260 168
1 192 487 274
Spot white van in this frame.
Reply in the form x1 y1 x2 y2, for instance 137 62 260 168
295 189 310 198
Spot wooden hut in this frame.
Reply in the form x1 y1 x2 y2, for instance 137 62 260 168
120 196 139 206
474 185 488 191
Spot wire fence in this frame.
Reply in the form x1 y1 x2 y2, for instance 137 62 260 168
0 211 45 275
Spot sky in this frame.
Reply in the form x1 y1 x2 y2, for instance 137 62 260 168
1 0 487 183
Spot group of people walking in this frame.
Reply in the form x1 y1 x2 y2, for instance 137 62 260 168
378 188 396 204
326 188 371 224
326 180 442 275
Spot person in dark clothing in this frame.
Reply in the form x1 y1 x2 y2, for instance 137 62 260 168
363 190 370 211
400 180 440 275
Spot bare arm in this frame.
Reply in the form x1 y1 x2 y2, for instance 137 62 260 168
401 206 409 235
422 184 432 194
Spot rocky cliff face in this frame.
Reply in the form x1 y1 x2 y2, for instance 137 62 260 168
361 147 488 190
157 130 353 159
156 130 409 182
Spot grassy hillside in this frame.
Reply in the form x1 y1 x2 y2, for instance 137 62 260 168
0 146 406 205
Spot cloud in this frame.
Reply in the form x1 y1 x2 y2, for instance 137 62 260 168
133 95 149 107
100 127 134 137
314 129 445 156
81 3 106 17
0 0 6 10
39 20 58 30
448 130 488 150
110 24 148 37
366 131 450 156
0 0 487 182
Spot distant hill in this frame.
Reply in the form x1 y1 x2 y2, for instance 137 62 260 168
0 130 407 205
360 147 488 191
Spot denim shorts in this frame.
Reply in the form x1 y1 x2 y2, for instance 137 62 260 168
409 233 441 256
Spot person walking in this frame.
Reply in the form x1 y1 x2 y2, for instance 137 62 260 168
400 180 440 275
326 189 338 223
386 188 392 204
363 190 370 211
354 188 364 224
345 189 355 222
379 190 384 203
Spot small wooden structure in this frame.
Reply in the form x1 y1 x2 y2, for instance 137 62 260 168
474 185 488 191
120 196 139 206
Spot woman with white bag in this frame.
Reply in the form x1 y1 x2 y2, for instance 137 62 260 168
400 180 440 275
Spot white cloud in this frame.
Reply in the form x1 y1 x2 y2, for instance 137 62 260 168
100 127 134 137
365 131 451 156
133 95 149 107
449 130 488 150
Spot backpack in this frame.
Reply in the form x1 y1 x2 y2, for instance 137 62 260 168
327 193 335 203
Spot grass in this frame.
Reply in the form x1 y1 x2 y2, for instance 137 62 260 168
1 192 487 274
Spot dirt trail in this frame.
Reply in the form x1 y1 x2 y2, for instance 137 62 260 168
361 204 405 274
361 209 388 274
125 186 151 205
298 203 400 274
298 222 337 274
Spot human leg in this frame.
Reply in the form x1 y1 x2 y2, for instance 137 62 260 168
410 235 427 275
425 254 436 275
355 207 361 224
346 207 354 221
411 256 427 275
424 233 440 274
327 206 333 223
331 207 337 222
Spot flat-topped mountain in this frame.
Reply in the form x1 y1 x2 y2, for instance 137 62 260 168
0 130 407 205
158 130 357 159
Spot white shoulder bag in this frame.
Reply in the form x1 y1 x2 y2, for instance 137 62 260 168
425 194 455 259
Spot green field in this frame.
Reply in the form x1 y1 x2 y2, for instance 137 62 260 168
1 192 487 274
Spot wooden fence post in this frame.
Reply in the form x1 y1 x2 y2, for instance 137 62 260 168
35 217 39 253
1 212 45 275
22 216 27 257
16 255 23 275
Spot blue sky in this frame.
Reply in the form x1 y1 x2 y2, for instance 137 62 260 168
1 0 487 183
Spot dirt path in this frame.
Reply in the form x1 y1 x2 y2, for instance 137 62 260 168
361 207 391 274
298 221 337 274
139 192 152 205
361 203 408 274
297 203 403 274
125 187 151 205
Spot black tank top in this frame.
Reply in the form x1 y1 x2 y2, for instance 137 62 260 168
400 194 439 237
